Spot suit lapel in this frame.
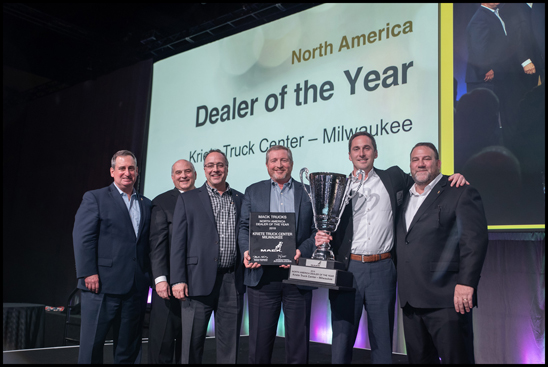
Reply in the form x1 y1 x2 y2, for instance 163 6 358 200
198 184 217 226
375 168 396 215
406 176 447 235
258 180 271 212
400 191 411 234
293 179 303 230
136 190 147 242
233 190 242 228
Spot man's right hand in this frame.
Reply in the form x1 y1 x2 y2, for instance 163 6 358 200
243 250 262 269
85 274 100 293
484 69 494 81
172 283 189 300
524 63 536 74
155 281 171 300
315 231 333 247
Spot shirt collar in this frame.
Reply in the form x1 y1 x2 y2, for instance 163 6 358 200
270 177 293 189
113 182 136 197
206 182 231 195
409 173 443 197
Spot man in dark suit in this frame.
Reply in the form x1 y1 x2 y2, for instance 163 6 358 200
500 3 544 90
238 145 316 364
465 3 512 93
396 143 488 364
170 149 245 364
148 159 197 364
465 3 515 139
73 150 151 364
315 132 467 364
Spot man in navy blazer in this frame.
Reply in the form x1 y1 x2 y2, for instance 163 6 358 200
170 149 245 364
238 145 316 364
396 143 488 364
73 150 152 364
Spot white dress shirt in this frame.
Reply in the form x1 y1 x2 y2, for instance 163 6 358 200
405 173 443 232
350 169 394 255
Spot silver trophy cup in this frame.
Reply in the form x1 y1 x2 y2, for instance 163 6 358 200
300 168 365 261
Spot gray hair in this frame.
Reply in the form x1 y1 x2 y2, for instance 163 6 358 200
111 150 137 168
265 145 293 164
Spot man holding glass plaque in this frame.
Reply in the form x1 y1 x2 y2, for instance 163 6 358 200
315 132 468 364
239 145 316 364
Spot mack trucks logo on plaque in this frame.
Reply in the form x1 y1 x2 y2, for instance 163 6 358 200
249 212 296 265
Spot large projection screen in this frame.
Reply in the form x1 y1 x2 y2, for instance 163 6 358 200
145 3 439 204
146 3 545 231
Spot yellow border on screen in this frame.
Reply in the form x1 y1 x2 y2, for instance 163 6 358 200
439 4 544 231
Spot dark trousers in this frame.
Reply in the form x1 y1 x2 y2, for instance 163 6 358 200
402 304 475 364
180 269 243 364
247 278 312 364
78 287 148 364
147 289 182 363
330 258 397 364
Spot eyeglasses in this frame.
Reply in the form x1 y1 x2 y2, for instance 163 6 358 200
204 163 227 169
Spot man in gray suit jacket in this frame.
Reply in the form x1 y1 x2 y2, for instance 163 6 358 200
170 149 245 364
239 145 316 364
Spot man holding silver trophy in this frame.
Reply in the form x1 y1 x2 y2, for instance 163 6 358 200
315 132 468 364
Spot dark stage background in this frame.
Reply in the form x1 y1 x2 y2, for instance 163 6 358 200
3 3 545 364
3 59 153 307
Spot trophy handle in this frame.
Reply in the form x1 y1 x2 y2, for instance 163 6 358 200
343 169 365 206
300 167 313 202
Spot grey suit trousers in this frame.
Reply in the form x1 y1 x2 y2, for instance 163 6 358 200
179 269 243 364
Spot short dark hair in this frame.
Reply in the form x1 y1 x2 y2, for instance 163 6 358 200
203 149 228 167
265 145 293 164
411 142 439 160
111 150 137 168
348 131 377 153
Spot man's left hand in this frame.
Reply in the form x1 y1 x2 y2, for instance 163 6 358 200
280 249 301 269
448 173 469 187
454 284 474 314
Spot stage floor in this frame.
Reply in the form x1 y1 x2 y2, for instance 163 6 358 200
3 336 409 364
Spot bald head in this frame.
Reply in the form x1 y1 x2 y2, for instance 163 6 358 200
171 159 197 191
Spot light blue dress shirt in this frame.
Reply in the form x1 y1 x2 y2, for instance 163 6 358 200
270 178 295 213
113 183 141 237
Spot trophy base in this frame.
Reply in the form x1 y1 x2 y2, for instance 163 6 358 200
283 258 354 291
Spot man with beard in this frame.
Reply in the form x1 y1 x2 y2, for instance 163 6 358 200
315 132 468 364
148 159 197 363
396 142 488 364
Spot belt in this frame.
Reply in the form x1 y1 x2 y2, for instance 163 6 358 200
350 252 391 263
